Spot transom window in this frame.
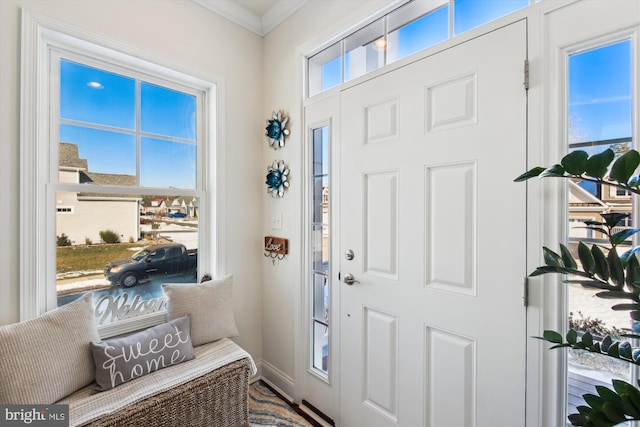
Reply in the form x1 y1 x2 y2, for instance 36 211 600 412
308 0 539 97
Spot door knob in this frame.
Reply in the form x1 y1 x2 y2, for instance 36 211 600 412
343 273 359 285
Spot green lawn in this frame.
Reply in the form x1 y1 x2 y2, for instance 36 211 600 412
56 242 146 274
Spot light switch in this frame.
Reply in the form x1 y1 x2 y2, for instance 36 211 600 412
272 213 282 230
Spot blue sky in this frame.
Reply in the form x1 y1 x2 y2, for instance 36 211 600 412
323 0 531 89
569 40 632 143
60 59 196 189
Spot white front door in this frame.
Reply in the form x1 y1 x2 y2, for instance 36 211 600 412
339 20 528 426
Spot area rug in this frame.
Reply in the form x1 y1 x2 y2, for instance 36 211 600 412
248 380 318 427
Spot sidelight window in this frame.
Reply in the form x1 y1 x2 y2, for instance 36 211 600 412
310 125 330 376
566 38 634 418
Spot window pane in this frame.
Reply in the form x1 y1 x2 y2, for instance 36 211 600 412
312 127 329 176
141 137 196 189
312 177 326 223
312 224 329 273
312 320 329 373
453 0 528 36
313 273 329 321
141 83 196 141
568 41 632 144
56 193 199 325
309 42 342 97
345 18 385 82
60 125 136 180
60 59 135 130
388 3 449 63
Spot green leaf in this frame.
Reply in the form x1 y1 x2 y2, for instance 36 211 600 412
621 394 640 418
584 393 604 411
562 150 589 175
597 385 622 403
585 149 615 179
601 336 613 352
567 329 578 345
631 311 640 321
582 332 594 348
514 166 545 182
540 164 566 178
623 249 640 273
611 228 640 245
578 242 596 274
627 382 640 412
593 245 610 282
612 380 628 395
543 246 564 267
610 150 640 184
607 342 620 357
595 291 635 300
628 175 640 188
602 213 630 228
567 413 587 426
611 303 640 311
619 342 633 359
529 266 587 277
601 401 627 424
542 330 563 344
561 243 578 269
607 248 625 288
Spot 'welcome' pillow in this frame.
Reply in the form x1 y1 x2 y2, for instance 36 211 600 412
90 315 195 391
162 275 239 346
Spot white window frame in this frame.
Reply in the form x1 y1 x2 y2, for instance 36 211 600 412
20 9 227 338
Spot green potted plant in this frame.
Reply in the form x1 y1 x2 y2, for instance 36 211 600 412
516 148 640 426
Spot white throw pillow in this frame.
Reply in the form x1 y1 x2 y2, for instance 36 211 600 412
162 275 239 346
0 293 99 404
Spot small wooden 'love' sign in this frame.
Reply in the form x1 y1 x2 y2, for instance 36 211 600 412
264 236 288 255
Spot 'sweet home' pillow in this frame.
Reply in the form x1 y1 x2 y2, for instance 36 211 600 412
90 315 195 391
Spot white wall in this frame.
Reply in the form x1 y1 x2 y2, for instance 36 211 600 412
260 0 393 395
0 0 264 361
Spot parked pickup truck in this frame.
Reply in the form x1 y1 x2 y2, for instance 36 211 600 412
104 243 197 287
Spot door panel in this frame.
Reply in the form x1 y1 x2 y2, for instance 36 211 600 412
340 20 527 426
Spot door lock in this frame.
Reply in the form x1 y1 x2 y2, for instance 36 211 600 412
343 273 359 285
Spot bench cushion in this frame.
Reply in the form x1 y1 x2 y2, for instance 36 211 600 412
59 337 256 427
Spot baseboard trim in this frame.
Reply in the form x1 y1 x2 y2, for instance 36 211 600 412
301 399 335 426
255 359 295 399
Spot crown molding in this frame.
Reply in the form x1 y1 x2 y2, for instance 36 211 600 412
261 0 307 35
192 0 307 36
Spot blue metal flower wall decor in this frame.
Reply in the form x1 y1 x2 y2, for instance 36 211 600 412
266 160 290 198
265 110 290 149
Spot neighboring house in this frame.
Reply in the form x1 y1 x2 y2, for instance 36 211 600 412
569 179 633 242
57 143 140 245
142 198 168 217
167 196 198 218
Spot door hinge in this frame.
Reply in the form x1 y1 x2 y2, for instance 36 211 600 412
523 59 530 91
523 277 529 307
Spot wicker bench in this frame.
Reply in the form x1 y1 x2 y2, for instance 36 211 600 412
59 338 255 427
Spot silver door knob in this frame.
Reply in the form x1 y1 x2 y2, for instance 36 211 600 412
343 273 359 285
